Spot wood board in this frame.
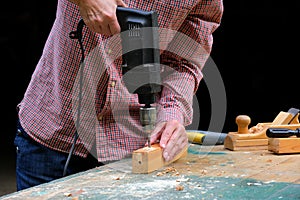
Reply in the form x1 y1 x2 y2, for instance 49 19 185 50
1 145 300 200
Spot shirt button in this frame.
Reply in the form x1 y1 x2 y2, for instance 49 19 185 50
98 115 103 121
111 81 116 87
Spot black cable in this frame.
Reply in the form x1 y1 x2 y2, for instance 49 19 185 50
63 19 86 177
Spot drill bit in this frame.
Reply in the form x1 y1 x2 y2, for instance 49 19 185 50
147 135 151 148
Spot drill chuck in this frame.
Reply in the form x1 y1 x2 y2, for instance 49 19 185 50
140 107 156 147
140 107 156 132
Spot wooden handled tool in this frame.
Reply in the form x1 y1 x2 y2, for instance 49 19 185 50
267 128 300 138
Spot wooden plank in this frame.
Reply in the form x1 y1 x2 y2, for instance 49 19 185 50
132 143 188 173
268 138 300 154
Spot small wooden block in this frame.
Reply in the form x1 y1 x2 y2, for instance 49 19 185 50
132 143 188 174
268 138 300 154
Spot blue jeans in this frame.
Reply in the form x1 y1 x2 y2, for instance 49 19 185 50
14 120 102 191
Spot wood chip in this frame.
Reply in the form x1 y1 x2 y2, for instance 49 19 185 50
175 184 184 191
64 192 72 197
156 166 178 177
200 169 207 175
156 172 163 176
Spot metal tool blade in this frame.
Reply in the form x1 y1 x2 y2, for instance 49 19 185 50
287 107 300 124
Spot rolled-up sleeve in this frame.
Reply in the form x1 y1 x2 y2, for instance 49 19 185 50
157 0 224 126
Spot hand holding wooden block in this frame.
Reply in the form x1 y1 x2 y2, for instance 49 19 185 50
132 143 188 174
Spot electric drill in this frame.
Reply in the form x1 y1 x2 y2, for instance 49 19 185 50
116 7 161 147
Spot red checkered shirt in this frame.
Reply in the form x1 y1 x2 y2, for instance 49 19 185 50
18 0 223 161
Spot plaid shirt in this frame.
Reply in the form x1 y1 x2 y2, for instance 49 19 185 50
18 0 223 161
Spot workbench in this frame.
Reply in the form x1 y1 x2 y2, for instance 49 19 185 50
1 144 300 200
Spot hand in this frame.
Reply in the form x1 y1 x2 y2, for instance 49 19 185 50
150 120 188 162
76 0 127 35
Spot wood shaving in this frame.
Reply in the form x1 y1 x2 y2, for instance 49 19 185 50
156 166 178 177
217 171 225 176
176 177 190 182
64 193 72 197
200 169 207 175
165 167 177 173
175 184 184 191
249 123 264 133
156 172 163 176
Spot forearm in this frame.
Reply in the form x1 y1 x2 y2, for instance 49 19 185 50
156 51 197 125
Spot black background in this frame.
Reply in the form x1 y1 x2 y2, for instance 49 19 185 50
1 0 300 190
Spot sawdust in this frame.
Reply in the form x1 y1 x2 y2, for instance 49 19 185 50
175 184 184 191
156 166 180 177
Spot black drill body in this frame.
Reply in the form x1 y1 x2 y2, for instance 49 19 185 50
116 7 161 145
116 7 161 106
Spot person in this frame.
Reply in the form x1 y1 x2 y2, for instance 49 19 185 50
15 0 223 191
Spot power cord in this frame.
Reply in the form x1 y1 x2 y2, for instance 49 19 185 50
63 19 86 177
